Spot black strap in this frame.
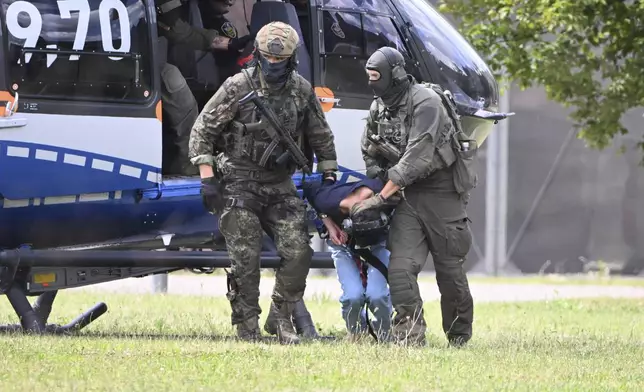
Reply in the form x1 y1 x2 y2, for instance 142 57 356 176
349 244 389 283
347 242 389 342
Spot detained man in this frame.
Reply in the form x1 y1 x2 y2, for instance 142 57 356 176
302 177 398 342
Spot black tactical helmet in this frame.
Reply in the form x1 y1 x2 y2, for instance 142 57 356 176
365 47 410 106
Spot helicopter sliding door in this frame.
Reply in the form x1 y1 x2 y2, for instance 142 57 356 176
315 0 422 175
0 0 160 201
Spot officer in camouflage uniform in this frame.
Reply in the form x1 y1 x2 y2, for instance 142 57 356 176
156 0 254 175
199 0 250 82
351 47 476 347
188 21 338 344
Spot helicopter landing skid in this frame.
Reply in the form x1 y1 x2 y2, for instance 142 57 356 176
0 287 107 335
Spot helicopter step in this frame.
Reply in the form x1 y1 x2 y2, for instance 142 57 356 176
1 286 107 335
0 247 333 335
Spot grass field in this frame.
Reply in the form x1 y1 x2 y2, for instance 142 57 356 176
177 269 644 287
462 274 644 287
1 290 643 391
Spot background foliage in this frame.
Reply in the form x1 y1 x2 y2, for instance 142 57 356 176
438 0 644 156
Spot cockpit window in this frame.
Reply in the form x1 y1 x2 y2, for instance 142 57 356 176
322 11 363 56
393 0 499 110
318 0 394 16
322 10 409 58
0 0 152 103
362 13 407 56
320 7 422 98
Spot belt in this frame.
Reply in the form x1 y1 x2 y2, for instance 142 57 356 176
220 167 286 182
225 197 265 215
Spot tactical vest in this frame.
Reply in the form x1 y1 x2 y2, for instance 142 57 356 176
423 82 479 195
368 82 479 195
216 67 309 172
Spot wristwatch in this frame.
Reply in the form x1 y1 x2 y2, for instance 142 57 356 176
318 213 328 219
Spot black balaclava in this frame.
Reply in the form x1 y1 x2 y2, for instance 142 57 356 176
207 0 233 15
365 47 410 108
258 54 292 86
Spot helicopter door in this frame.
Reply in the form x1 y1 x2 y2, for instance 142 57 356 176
317 3 419 174
0 0 161 201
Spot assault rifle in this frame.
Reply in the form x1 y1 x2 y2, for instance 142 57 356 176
239 90 312 175
366 133 402 164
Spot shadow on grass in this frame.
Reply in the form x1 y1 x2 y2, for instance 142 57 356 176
0 325 341 344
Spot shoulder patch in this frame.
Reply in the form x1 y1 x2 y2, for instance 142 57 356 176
221 21 237 39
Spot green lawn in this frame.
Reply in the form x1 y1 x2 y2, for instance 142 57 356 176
463 274 644 287
176 268 644 287
0 292 642 391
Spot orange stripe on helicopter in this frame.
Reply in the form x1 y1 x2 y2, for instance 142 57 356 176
155 100 162 122
0 91 17 117
314 87 335 112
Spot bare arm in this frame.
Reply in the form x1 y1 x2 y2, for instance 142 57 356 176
210 35 232 50
322 216 347 245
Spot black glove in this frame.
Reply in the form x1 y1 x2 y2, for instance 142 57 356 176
322 171 336 186
228 34 255 51
201 176 224 214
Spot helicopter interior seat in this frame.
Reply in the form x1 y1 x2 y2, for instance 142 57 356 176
291 0 313 52
249 0 313 83
163 0 240 107
178 0 222 109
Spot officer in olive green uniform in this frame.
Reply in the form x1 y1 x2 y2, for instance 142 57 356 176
351 47 476 347
188 21 338 344
156 0 253 175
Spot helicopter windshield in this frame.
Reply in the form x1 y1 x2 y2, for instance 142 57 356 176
393 0 499 111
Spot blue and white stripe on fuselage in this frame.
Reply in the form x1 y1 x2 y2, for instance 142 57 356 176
0 112 162 200
0 107 371 250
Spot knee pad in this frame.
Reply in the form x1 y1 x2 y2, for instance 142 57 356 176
388 269 417 306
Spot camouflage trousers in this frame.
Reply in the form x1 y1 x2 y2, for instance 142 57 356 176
218 177 313 326
160 62 199 175
387 188 474 346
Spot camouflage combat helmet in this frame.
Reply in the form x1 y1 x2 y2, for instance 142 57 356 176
255 21 300 59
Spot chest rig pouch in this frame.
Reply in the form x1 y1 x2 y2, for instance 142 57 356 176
368 104 409 170
225 68 306 171
421 83 478 195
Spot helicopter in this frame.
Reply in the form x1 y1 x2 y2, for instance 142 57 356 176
0 0 511 334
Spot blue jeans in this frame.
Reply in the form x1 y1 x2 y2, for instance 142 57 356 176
328 239 392 339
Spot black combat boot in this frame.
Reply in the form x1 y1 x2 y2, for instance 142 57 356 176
267 301 300 345
292 299 320 339
236 317 261 342
263 303 278 336
391 311 427 347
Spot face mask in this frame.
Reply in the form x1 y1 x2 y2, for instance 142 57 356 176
259 55 290 85
368 78 390 97
367 65 393 97
367 66 409 107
